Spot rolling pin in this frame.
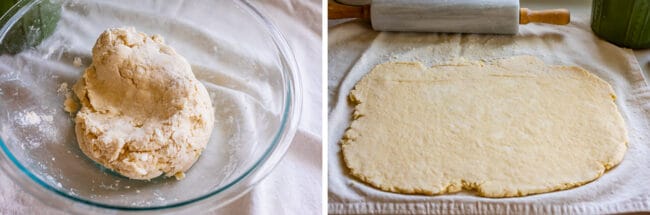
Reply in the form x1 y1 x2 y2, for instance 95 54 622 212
329 0 570 34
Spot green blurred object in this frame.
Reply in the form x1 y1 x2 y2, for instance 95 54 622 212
591 0 650 49
0 0 61 55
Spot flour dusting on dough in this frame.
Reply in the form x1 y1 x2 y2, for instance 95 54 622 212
71 27 214 180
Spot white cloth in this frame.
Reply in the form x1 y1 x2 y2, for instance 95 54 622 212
328 13 650 215
0 0 322 214
217 0 322 214
217 1 323 214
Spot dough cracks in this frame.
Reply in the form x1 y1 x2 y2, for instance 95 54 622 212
70 27 214 180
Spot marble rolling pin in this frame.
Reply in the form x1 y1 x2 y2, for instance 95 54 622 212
329 0 570 34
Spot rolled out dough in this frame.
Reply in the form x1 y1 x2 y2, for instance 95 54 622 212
341 56 628 197
71 27 214 180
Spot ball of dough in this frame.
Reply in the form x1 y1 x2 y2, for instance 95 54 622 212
72 27 214 180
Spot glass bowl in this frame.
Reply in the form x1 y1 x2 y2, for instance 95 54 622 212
0 0 301 213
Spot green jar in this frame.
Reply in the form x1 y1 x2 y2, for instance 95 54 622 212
591 0 650 49
0 0 61 54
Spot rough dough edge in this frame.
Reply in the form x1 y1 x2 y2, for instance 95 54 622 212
340 55 628 198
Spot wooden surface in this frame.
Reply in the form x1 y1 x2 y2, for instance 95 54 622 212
328 1 370 20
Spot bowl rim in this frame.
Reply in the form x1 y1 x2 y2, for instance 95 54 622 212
0 0 302 211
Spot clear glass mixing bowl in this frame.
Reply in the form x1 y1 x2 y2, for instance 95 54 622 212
0 0 301 213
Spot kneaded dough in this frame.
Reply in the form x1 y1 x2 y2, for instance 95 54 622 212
71 27 214 180
341 56 628 197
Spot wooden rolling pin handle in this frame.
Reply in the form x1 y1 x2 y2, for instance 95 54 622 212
328 1 370 20
520 8 570 25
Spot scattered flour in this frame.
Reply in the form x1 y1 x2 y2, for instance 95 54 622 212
15 110 56 148
41 115 53 122
21 111 41 125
